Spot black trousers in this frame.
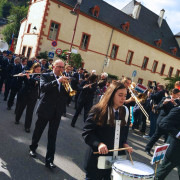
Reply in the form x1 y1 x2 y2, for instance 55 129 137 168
4 78 11 99
72 100 93 125
156 156 180 180
7 87 19 108
146 125 168 151
29 115 61 163
0 75 6 92
15 95 37 129
86 169 111 180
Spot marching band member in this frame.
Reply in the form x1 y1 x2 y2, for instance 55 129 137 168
71 73 97 127
82 81 133 180
29 59 69 169
15 63 41 133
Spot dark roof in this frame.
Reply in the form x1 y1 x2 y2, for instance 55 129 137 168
57 0 180 57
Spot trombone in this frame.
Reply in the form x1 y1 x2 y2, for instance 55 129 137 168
128 86 149 121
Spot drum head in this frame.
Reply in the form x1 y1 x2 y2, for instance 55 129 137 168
112 160 154 177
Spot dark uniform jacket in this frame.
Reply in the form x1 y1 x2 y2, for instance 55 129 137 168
159 106 180 165
36 72 69 119
82 106 128 171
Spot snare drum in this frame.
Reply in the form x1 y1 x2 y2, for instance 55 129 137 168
111 160 154 180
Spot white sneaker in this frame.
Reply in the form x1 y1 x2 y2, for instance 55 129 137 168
143 135 150 140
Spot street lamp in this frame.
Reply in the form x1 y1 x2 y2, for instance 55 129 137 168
69 0 82 57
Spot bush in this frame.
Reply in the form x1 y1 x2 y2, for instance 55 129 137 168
164 76 180 90
107 73 119 80
37 51 48 59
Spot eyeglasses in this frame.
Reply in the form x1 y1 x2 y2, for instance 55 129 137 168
56 66 64 68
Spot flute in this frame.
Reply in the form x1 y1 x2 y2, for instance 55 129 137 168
13 73 41 77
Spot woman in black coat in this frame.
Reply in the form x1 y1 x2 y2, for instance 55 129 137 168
82 81 133 180
15 63 41 132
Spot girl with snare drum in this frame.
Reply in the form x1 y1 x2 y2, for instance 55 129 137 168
82 81 133 180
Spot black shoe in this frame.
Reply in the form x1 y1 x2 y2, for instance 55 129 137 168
25 128 30 133
15 121 19 124
29 150 36 158
71 122 75 127
7 107 11 110
145 149 153 157
45 162 56 169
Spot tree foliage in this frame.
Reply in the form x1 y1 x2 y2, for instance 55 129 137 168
0 0 12 18
2 5 28 44
37 51 48 59
164 76 180 90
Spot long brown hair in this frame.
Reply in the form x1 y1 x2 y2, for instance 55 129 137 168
90 81 127 126
29 63 41 73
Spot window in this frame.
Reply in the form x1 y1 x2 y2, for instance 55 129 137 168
121 22 130 32
141 57 149 70
126 50 134 65
27 47 32 59
48 21 60 40
110 44 119 59
91 5 100 18
137 78 143 84
27 24 31 33
152 60 158 73
160 64 166 76
22 46 26 56
170 47 177 55
80 33 91 51
154 39 162 47
168 67 173 77
176 69 180 77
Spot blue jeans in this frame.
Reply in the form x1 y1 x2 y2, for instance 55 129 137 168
149 112 159 137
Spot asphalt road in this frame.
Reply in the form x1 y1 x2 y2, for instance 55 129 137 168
0 93 178 180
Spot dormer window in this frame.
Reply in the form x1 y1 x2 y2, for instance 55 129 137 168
90 5 100 18
170 47 177 55
121 22 130 32
154 39 162 47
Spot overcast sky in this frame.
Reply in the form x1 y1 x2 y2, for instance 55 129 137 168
104 0 180 35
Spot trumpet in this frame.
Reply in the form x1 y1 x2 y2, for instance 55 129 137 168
128 86 149 121
60 72 76 96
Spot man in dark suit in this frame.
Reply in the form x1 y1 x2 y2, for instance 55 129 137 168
29 59 69 169
71 67 84 109
7 57 28 110
155 106 180 180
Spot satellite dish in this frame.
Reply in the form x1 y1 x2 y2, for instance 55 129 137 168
0 40 8 52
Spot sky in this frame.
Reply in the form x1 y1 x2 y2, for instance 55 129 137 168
104 0 180 35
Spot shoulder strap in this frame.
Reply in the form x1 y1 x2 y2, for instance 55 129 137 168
123 105 129 123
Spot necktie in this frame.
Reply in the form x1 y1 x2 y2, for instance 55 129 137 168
115 111 119 120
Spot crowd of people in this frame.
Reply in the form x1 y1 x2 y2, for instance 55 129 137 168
0 50 180 180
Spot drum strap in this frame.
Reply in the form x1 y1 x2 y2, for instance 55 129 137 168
113 120 121 158
113 106 129 158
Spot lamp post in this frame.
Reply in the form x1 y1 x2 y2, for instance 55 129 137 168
69 0 82 61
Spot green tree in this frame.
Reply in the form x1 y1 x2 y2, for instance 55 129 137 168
2 5 28 44
69 53 83 68
37 51 48 59
0 0 12 18
164 76 180 90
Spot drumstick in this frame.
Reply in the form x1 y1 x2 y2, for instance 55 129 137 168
93 147 132 154
128 152 134 165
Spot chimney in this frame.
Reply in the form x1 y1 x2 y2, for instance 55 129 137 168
132 2 141 19
158 9 165 27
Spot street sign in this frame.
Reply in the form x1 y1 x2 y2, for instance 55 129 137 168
132 70 137 77
71 48 78 54
51 40 57 47
48 51 55 58
56 48 62 55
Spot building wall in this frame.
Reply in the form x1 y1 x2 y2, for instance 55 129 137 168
15 0 47 57
17 0 180 86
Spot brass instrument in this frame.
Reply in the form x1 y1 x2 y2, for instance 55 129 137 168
60 72 76 96
128 86 149 121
